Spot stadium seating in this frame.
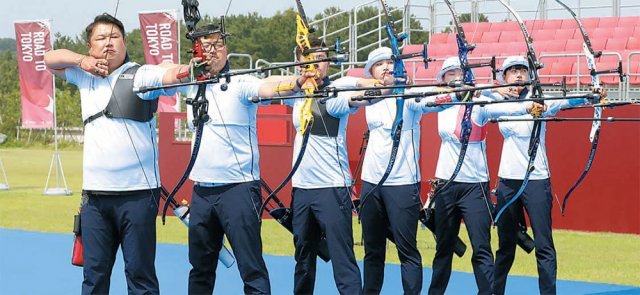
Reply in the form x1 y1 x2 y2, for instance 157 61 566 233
499 31 524 43
480 31 501 43
629 63 640 85
348 16 640 87
491 21 520 32
429 33 449 44
617 16 640 27
555 28 578 40
580 17 600 29
628 37 640 51
565 39 584 52
531 29 557 41
542 19 563 30
605 38 628 51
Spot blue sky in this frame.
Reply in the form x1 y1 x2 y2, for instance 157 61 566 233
4 0 638 39
2 0 364 38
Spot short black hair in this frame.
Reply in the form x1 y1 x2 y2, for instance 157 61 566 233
85 13 126 41
194 24 222 36
295 38 326 60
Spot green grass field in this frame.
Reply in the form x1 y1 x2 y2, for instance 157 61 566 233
1 148 638 286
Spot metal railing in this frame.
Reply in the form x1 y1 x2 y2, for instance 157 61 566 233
625 51 640 101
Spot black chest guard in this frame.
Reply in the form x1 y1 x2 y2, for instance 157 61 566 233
309 101 340 137
83 65 159 125
309 78 340 137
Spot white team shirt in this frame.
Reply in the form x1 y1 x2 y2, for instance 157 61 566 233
434 98 532 182
285 76 359 189
490 91 587 180
360 87 453 186
65 62 169 191
180 75 263 184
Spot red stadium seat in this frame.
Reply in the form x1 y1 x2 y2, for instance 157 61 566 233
590 38 608 51
538 58 555 84
448 33 458 44
480 43 504 57
531 29 557 41
617 16 640 28
629 63 640 86
592 28 613 40
565 39 584 52
525 19 544 31
598 17 619 28
468 31 484 44
604 38 628 51
346 67 365 78
580 17 600 29
404 58 426 79
612 27 634 39
542 19 563 30
627 37 640 50
414 61 442 82
403 44 423 54
461 22 478 34
429 33 450 44
480 31 501 43
536 40 567 53
500 42 527 55
427 44 457 57
620 50 634 72
491 21 520 32
574 58 599 86
546 59 575 83
555 29 577 40
560 19 578 30
468 43 491 57
462 22 492 35
539 57 559 70
477 22 493 33
473 66 495 84
499 31 525 43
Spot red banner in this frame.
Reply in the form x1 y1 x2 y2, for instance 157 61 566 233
139 10 180 112
14 20 54 129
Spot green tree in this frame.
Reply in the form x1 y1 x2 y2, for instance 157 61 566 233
0 51 21 138
0 38 16 52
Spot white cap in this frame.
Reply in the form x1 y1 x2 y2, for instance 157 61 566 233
498 56 530 83
436 57 463 82
364 47 393 78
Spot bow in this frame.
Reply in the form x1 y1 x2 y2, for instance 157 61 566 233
431 0 477 197
257 0 317 216
160 0 218 224
357 0 408 211
257 0 349 262
554 0 625 215
158 0 237 267
493 0 546 224
422 0 500 223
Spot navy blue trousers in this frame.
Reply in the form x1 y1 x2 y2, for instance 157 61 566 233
360 182 423 295
188 181 270 295
291 186 362 295
494 178 557 295
429 181 494 295
81 189 160 295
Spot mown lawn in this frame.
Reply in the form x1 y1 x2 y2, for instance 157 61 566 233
0 148 638 286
